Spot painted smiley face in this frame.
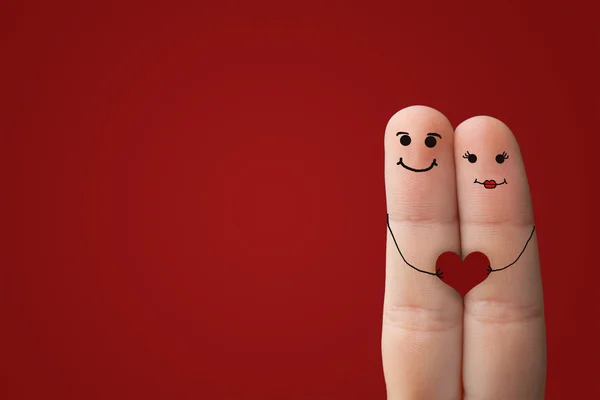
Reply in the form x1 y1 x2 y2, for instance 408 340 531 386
463 150 510 189
396 131 442 172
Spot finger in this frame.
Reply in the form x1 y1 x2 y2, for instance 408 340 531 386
382 105 462 399
455 116 546 399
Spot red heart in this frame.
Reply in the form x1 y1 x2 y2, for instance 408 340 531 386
436 251 490 297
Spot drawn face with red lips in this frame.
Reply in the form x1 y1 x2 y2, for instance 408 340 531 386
463 150 510 190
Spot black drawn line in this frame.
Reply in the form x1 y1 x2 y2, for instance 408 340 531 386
487 225 536 274
396 158 438 173
386 214 443 279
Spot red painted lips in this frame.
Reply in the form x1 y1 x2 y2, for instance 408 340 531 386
483 180 497 189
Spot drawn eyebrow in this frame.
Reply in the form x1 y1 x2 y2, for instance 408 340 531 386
427 132 442 139
396 131 409 136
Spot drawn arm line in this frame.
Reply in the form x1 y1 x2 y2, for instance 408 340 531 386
488 225 536 273
386 214 439 277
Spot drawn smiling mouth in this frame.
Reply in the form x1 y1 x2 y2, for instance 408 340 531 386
397 158 438 172
474 178 507 189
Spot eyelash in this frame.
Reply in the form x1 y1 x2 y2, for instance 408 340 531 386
462 151 510 159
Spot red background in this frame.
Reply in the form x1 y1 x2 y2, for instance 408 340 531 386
2 1 599 399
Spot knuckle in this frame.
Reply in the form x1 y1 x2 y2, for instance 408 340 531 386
464 299 544 325
382 304 460 332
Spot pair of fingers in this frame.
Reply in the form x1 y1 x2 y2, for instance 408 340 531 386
382 106 545 399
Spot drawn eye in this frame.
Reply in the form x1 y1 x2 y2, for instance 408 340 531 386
425 132 441 148
496 151 509 164
396 132 411 146
463 151 477 163
424 136 437 148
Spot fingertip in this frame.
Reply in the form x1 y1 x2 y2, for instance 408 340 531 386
384 105 457 222
454 116 533 225
385 105 453 139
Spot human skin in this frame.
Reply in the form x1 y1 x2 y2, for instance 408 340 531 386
382 106 546 399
